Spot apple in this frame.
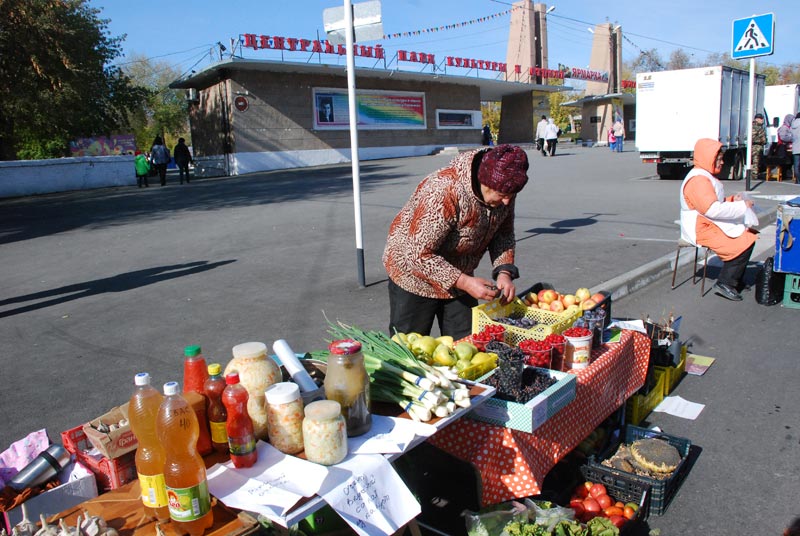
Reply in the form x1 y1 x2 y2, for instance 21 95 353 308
580 298 597 311
575 287 591 303
539 289 558 304
528 292 538 304
550 300 565 312
539 302 551 310
590 292 606 304
561 294 577 307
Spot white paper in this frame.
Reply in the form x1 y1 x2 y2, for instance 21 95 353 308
653 395 705 420
348 415 436 454
607 319 647 334
318 454 421 536
206 463 303 518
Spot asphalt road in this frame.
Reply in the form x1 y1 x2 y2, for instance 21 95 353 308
1 145 798 534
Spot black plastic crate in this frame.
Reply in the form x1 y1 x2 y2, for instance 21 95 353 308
588 425 692 515
580 464 650 532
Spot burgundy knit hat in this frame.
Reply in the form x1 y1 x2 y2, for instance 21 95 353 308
477 144 529 194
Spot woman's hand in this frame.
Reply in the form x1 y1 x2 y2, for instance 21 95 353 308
456 274 502 301
495 272 516 304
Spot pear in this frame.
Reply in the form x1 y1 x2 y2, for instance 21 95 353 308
391 332 409 347
454 341 478 361
432 344 456 366
411 335 439 358
470 352 495 366
435 335 455 350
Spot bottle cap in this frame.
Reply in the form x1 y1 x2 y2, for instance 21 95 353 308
225 372 240 385
184 345 202 358
207 363 221 376
232 341 267 359
265 382 300 405
163 381 180 395
328 339 362 355
134 372 151 386
304 399 341 421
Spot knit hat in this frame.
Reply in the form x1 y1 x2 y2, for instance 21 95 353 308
477 145 529 194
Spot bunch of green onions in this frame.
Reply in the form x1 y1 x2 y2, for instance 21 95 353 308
316 321 472 422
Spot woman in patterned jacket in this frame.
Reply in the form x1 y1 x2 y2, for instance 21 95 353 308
383 144 530 339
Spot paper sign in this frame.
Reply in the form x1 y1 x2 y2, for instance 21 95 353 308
348 415 436 455
206 463 303 518
685 354 716 376
223 441 328 497
653 395 705 420
318 454 420 536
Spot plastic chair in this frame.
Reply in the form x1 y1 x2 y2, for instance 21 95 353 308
671 239 710 294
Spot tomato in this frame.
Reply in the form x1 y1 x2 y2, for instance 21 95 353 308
569 500 585 516
623 506 637 520
574 484 589 499
624 502 639 512
604 506 624 517
588 483 607 499
583 498 601 513
596 494 612 509
609 515 627 528
614 501 624 508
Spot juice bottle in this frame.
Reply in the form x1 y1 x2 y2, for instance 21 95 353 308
128 373 169 520
222 373 258 468
157 381 214 536
183 345 213 455
204 364 228 453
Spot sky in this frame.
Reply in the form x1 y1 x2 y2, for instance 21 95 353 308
89 0 797 83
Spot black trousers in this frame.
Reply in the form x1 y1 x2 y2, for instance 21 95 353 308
537 138 546 155
155 163 167 185
548 139 558 156
388 279 477 340
718 241 755 288
177 162 190 183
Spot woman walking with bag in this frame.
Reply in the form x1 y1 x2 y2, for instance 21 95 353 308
150 136 170 187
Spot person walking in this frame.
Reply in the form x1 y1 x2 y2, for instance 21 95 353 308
535 115 548 156
612 117 625 152
150 136 170 187
383 144 530 340
134 150 150 188
750 113 766 178
544 118 559 156
791 112 800 183
607 128 616 152
173 138 193 184
481 125 492 146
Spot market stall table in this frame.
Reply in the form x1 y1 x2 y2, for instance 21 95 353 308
428 329 650 505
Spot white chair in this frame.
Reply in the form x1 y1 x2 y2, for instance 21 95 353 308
671 239 710 294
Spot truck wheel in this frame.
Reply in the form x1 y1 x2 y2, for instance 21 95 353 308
722 151 744 180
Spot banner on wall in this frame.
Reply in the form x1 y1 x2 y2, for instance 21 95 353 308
69 135 137 156
313 88 426 130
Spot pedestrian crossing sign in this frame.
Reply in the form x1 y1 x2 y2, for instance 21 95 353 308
732 13 774 59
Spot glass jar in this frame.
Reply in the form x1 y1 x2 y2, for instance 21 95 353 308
302 400 347 465
265 382 304 455
324 339 372 437
224 342 281 441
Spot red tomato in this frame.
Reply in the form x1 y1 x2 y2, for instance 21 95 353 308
596 494 612 509
623 506 636 520
614 501 625 508
609 515 627 528
583 498 601 513
574 484 589 499
589 483 607 499
569 500 585 516
604 506 624 517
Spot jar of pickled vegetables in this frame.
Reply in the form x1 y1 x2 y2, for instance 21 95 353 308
324 339 371 437
302 400 347 465
265 382 304 455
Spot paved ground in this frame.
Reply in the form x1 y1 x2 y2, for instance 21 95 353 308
1 145 798 535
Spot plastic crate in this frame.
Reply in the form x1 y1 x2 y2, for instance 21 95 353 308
654 345 687 395
580 464 650 527
589 425 692 516
625 369 665 425
519 282 612 328
61 425 137 491
782 273 800 309
473 297 581 346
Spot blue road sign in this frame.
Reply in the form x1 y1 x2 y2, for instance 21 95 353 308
732 13 774 59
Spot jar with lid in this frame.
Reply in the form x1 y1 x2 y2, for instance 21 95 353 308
224 341 281 441
265 382 304 455
324 339 371 437
302 400 347 465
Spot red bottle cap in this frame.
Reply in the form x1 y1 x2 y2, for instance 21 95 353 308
225 372 240 385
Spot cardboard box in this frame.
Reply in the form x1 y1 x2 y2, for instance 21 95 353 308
3 461 98 533
82 403 137 459
61 425 138 492
466 367 577 433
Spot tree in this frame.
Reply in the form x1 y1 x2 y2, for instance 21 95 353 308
480 101 501 140
0 0 145 160
123 54 191 151
667 50 693 70
626 48 665 74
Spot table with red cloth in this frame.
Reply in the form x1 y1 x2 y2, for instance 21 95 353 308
428 330 650 506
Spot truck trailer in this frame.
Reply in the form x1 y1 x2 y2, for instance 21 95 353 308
635 65 766 180
764 84 800 145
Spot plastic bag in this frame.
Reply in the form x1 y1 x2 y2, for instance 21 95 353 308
525 499 576 532
464 501 527 536
755 256 785 306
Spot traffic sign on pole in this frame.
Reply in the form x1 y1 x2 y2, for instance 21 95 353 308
731 13 774 59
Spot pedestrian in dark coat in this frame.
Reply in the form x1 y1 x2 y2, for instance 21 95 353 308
173 138 193 184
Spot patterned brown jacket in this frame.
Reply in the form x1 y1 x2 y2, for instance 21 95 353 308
382 149 518 299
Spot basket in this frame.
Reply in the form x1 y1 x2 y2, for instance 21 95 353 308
783 273 800 309
625 369 665 425
472 297 581 346
61 425 137 491
589 425 692 516
519 282 612 328
580 464 650 527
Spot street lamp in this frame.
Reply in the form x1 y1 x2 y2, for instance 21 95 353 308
546 5 556 13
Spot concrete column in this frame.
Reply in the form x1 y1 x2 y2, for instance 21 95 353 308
499 92 534 144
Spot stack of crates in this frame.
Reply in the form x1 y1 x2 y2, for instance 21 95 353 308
776 202 800 309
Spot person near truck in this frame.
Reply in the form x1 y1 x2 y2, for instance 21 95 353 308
750 113 767 177
791 112 800 182
383 144 529 340
680 138 757 302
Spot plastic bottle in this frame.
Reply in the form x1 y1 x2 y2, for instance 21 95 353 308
183 345 213 455
204 364 228 454
157 381 214 536
128 373 170 520
222 372 258 468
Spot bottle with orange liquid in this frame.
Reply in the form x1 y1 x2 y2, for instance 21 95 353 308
183 345 213 455
222 373 258 468
157 381 214 536
204 364 228 453
128 373 169 520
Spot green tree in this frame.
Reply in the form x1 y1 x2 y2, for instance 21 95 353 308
667 49 693 70
480 101 501 140
0 0 146 160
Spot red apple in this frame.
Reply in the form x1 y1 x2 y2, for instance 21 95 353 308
540 289 558 304
580 299 597 311
590 292 606 304
549 300 565 312
561 294 577 307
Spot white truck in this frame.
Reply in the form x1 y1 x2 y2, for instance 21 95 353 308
764 83 800 145
635 65 765 180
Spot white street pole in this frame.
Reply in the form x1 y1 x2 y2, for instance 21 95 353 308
344 0 366 288
746 57 755 190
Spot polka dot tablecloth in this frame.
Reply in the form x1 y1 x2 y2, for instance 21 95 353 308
428 330 650 506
